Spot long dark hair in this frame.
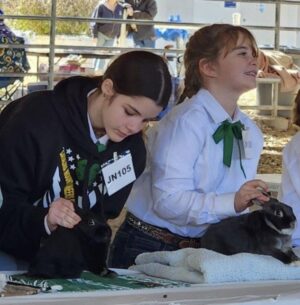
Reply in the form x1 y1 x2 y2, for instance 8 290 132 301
103 50 172 109
178 24 258 104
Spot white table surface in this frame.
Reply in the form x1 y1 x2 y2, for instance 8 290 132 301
1 277 300 305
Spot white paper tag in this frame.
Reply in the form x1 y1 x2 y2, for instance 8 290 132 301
102 151 136 196
242 129 255 159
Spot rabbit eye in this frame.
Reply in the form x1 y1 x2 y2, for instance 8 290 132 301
88 219 96 226
274 210 284 217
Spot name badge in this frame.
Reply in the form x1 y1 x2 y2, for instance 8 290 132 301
242 129 255 159
102 151 136 196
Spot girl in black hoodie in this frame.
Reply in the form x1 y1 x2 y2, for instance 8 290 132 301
0 50 172 271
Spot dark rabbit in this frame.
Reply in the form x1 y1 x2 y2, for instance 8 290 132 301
200 197 300 265
28 208 116 278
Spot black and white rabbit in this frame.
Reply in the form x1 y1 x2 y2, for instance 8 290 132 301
200 197 300 265
28 207 116 279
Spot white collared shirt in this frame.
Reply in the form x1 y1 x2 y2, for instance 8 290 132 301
87 113 109 146
279 131 300 246
126 89 264 237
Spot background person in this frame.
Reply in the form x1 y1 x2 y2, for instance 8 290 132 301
0 50 172 270
109 24 269 269
91 0 124 71
0 9 30 81
279 89 300 247
125 0 157 48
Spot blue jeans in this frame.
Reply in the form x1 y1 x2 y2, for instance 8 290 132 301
108 219 178 269
0 251 28 271
95 32 115 71
132 36 155 49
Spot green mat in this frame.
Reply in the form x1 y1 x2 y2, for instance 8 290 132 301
8 271 190 293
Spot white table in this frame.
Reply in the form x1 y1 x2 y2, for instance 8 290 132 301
1 279 300 305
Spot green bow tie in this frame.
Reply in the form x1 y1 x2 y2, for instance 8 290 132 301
213 120 246 178
96 142 106 153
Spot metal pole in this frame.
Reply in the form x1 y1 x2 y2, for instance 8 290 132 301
48 0 57 89
119 7 128 47
274 0 281 50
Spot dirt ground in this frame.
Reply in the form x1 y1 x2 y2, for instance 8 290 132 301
256 117 298 174
238 88 298 174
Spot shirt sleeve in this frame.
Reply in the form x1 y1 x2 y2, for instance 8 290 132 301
44 215 52 235
279 135 300 245
150 115 237 228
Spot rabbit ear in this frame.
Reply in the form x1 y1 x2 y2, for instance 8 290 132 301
251 191 271 207
261 190 272 197
251 198 264 208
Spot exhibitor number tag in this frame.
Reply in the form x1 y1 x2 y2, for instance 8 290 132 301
101 152 136 196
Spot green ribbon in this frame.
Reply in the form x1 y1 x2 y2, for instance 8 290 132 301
212 120 246 178
75 142 107 186
96 142 106 153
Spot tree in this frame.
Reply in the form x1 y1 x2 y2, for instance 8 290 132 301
2 0 99 35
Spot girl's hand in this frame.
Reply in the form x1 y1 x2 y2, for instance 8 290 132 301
234 179 270 213
46 198 81 232
126 6 133 16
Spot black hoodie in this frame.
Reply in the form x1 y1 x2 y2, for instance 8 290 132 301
0 76 146 260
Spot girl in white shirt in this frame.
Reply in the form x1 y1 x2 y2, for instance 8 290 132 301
109 24 269 268
279 89 300 246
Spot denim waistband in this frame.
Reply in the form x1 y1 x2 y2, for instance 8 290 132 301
126 212 201 249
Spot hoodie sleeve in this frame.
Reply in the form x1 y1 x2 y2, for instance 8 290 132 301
90 4 104 38
0 100 50 260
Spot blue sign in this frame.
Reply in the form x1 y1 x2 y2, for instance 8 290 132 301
224 1 236 8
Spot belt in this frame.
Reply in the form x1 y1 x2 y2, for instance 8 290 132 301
126 212 201 249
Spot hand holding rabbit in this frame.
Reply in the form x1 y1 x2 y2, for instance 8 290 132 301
46 198 81 232
234 179 269 213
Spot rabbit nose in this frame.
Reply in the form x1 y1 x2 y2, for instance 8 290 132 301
88 219 96 226
291 221 296 229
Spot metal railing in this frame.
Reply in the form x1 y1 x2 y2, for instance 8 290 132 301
1 0 299 101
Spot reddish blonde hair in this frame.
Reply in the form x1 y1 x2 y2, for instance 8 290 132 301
179 24 258 103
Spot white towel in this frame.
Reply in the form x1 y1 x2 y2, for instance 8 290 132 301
130 248 300 284
0 273 6 293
